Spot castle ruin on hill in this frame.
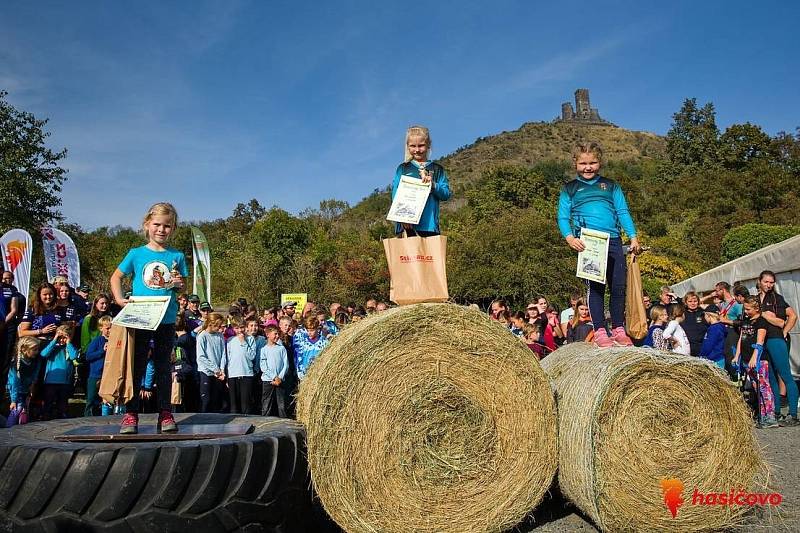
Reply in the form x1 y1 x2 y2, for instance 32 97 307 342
556 89 613 126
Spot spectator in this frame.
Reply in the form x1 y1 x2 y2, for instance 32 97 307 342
282 301 297 319
663 304 691 355
490 299 508 320
699 310 726 370
566 299 594 343
223 318 258 414
293 316 329 381
84 316 112 416
509 311 527 337
80 293 111 356
40 324 78 419
260 324 289 417
644 305 669 350
681 291 708 356
733 296 778 428
18 282 62 342
758 270 798 425
196 312 227 413
560 291 581 335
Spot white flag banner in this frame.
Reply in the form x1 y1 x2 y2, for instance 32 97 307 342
1 229 34 299
41 227 81 288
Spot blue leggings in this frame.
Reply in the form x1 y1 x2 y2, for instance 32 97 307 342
766 337 798 417
585 238 626 331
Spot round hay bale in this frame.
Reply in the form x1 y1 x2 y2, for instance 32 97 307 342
297 303 558 533
541 343 767 532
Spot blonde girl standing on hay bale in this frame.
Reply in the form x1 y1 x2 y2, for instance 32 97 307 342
557 142 641 348
391 125 452 237
7 337 41 426
111 202 188 434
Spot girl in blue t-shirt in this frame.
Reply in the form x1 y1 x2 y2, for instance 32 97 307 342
110 202 188 435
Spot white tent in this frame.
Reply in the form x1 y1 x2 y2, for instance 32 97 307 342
672 234 800 377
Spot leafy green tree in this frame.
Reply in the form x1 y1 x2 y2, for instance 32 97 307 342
720 223 800 262
719 123 772 171
0 91 68 233
666 98 720 169
466 166 555 222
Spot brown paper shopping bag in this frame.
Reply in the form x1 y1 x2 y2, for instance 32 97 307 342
99 324 135 406
171 375 182 405
383 234 449 305
625 253 648 340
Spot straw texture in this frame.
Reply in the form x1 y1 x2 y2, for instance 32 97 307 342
541 343 767 532
297 303 558 533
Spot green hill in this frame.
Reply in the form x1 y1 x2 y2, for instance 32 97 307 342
441 121 665 194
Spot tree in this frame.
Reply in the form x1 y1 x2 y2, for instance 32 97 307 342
0 91 68 233
666 98 720 169
720 223 800 262
719 123 772 171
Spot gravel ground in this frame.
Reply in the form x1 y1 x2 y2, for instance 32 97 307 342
514 425 800 532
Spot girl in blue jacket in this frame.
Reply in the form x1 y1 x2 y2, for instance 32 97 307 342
391 125 451 236
40 324 78 419
7 336 41 424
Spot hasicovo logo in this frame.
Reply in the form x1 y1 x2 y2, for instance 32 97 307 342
660 478 684 518
660 478 782 518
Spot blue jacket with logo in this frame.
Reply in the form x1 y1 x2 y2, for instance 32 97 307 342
557 175 637 239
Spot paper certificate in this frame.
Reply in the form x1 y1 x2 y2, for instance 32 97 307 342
112 296 171 331
387 175 432 225
576 228 610 284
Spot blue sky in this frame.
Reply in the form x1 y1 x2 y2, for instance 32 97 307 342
2 1 798 229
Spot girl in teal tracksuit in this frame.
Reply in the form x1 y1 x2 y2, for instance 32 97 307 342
391 125 451 236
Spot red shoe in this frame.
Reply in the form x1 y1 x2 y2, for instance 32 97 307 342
611 326 634 346
119 412 139 434
593 328 615 348
158 410 178 432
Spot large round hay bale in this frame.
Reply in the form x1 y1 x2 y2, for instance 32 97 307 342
541 343 767 532
297 303 558 533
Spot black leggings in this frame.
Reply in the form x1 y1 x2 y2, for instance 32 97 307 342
126 324 175 413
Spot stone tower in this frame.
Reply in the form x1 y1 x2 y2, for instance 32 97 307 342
556 88 611 125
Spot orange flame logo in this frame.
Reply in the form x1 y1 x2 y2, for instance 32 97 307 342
4 240 27 271
661 478 684 518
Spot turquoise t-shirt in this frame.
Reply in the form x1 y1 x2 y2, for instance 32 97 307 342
118 245 188 325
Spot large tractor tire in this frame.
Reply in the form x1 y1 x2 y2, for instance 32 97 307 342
0 414 336 532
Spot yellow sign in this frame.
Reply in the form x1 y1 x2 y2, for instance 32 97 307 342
281 293 308 315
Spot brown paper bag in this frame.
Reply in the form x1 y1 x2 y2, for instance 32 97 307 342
625 253 648 340
171 375 182 405
99 324 135 406
383 234 449 305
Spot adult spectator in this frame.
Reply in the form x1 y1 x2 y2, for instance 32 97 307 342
757 270 798 425
302 301 317 319
329 302 342 319
705 282 737 319
536 296 565 343
658 286 680 316
642 292 653 321
490 299 508 320
365 299 377 314
282 301 297 319
525 302 539 325
532 297 557 352
52 276 88 323
18 282 62 342
184 294 201 322
376 301 388 312
177 293 189 316
1 271 20 368
292 316 330 381
682 291 708 357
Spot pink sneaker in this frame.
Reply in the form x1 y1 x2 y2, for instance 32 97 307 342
158 410 178 433
611 326 634 346
594 328 615 348
119 412 139 434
